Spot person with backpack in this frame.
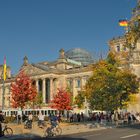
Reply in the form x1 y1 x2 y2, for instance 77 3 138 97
50 114 58 129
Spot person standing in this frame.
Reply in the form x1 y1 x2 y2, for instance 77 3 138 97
81 112 84 122
77 113 81 122
0 111 4 137
28 112 33 129
38 112 45 128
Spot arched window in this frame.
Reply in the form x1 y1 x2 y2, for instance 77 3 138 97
116 46 120 52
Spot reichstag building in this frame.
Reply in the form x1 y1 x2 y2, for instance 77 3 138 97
0 48 94 112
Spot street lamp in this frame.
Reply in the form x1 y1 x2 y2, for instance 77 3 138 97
84 96 89 117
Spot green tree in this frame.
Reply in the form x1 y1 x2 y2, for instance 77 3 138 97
106 52 118 65
90 61 138 111
75 55 139 111
33 91 43 108
66 85 73 106
74 91 85 108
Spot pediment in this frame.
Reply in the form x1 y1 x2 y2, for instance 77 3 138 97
20 64 47 76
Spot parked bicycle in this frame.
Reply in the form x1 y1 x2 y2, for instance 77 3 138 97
44 124 62 137
2 123 13 136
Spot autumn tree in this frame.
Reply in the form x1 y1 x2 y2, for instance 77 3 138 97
75 54 139 111
90 56 138 111
11 70 37 109
124 2 140 51
106 52 118 65
50 88 72 111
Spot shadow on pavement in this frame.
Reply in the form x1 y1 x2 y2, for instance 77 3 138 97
33 136 87 140
117 123 140 130
0 134 87 140
0 133 41 140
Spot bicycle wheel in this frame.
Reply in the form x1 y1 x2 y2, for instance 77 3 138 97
45 127 54 137
3 127 13 136
55 127 62 136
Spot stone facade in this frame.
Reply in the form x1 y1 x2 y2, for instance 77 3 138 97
0 65 11 80
108 1 140 113
0 49 93 110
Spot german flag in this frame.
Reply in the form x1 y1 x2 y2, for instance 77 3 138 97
3 56 6 81
119 19 128 27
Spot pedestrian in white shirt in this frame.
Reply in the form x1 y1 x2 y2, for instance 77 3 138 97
38 112 45 127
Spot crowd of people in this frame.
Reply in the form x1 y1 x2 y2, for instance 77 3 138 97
87 111 140 125
4 110 140 127
0 110 140 137
23 112 60 129
68 112 85 122
65 111 140 126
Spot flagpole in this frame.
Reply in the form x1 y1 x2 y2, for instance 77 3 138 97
2 78 5 110
2 56 6 111
125 26 128 34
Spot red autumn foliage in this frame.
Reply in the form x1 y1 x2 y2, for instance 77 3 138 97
11 70 37 109
50 88 72 111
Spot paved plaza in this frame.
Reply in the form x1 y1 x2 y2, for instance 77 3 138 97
1 122 140 140
0 121 106 139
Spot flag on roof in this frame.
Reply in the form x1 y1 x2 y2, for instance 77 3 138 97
119 19 128 26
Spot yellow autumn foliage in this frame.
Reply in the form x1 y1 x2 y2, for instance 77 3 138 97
128 94 138 105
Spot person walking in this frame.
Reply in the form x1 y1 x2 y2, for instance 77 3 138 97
38 112 45 128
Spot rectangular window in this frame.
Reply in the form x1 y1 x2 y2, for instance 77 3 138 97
77 79 81 88
67 80 72 87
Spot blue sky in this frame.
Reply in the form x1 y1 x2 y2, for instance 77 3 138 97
0 0 136 74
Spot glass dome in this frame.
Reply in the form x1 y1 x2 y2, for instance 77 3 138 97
65 48 94 65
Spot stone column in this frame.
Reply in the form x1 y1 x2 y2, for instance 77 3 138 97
72 78 75 101
53 79 57 96
81 77 83 89
42 78 46 103
36 79 39 93
8 86 11 108
50 78 53 101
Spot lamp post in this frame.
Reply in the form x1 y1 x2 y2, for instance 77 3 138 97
84 96 89 117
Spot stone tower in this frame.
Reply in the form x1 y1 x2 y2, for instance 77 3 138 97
108 1 140 113
108 1 140 77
